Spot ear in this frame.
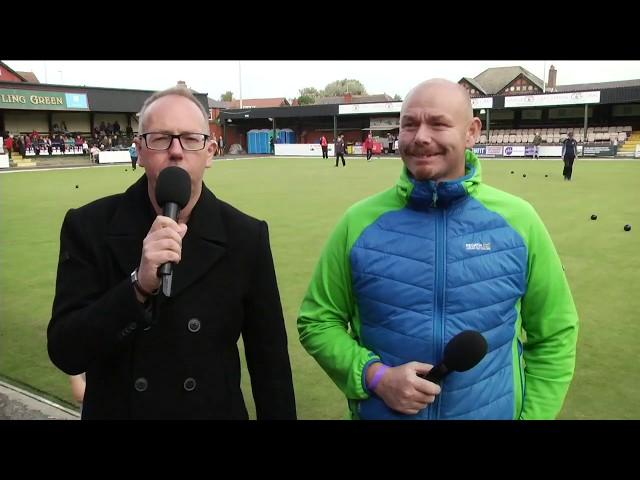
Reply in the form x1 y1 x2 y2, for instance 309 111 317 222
465 117 482 148
205 137 215 168
134 137 146 167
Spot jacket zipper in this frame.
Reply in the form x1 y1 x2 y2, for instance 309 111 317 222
430 189 446 419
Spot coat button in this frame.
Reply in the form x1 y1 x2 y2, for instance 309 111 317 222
183 377 196 392
134 377 148 392
187 318 201 333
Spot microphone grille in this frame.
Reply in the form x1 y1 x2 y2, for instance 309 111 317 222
155 166 191 209
443 330 488 372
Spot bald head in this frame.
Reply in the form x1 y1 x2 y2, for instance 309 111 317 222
402 79 473 123
398 78 482 182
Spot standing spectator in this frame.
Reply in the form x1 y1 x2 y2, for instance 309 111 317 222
532 132 542 159
128 141 138 170
4 135 13 160
90 144 100 163
16 136 25 157
335 134 346 167
611 135 618 157
113 120 121 134
45 136 52 155
211 135 218 156
364 132 374 162
218 135 224 155
387 132 394 154
82 139 89 155
561 131 579 181
320 135 329 159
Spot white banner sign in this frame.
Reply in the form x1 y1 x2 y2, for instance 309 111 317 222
505 91 601 108
97 151 132 164
471 97 493 109
636 144 640 158
486 145 503 156
275 143 335 157
0 154 9 168
340 102 402 115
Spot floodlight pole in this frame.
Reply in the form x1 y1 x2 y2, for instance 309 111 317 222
239 61 243 109
583 104 588 157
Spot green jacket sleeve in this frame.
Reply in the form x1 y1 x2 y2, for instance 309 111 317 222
520 208 579 419
297 212 380 400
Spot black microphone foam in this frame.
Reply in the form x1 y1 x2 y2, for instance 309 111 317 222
154 167 191 296
420 330 488 384
155 166 191 210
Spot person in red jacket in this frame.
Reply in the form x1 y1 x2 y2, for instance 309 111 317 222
4 135 13 160
364 132 374 162
320 135 328 159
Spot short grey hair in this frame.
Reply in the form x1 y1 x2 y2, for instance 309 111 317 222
137 86 209 134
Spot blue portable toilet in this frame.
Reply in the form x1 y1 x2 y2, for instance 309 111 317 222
261 130 270 153
247 130 259 154
277 129 287 144
282 128 296 144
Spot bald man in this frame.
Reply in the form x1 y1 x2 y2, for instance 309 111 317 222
298 79 578 420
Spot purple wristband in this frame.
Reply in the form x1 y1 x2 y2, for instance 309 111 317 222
368 365 389 392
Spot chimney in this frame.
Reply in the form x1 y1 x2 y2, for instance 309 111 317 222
547 66 557 93
344 92 353 103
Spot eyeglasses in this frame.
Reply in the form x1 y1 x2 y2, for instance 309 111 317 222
140 132 209 151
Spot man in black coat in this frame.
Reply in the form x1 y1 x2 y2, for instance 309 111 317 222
47 86 297 419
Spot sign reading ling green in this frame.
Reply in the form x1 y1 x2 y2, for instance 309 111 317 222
0 88 89 110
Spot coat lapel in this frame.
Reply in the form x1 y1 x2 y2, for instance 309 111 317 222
169 184 227 297
106 175 156 277
105 177 227 298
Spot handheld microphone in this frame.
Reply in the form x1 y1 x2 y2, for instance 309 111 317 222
418 330 488 384
155 166 191 296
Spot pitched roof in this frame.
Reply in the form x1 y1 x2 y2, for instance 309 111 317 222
0 61 28 81
472 66 544 94
16 71 39 83
459 77 487 94
207 97 227 108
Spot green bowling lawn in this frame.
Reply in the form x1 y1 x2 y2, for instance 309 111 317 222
1 156 638 419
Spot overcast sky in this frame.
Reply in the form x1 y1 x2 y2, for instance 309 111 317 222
5 60 640 101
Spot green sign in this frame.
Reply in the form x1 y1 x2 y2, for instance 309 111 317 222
0 88 89 110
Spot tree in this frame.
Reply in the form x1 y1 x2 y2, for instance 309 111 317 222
393 94 402 101
298 95 316 105
322 79 367 97
220 91 234 101
296 87 320 105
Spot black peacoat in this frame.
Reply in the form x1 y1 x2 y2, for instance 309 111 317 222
48 175 296 419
